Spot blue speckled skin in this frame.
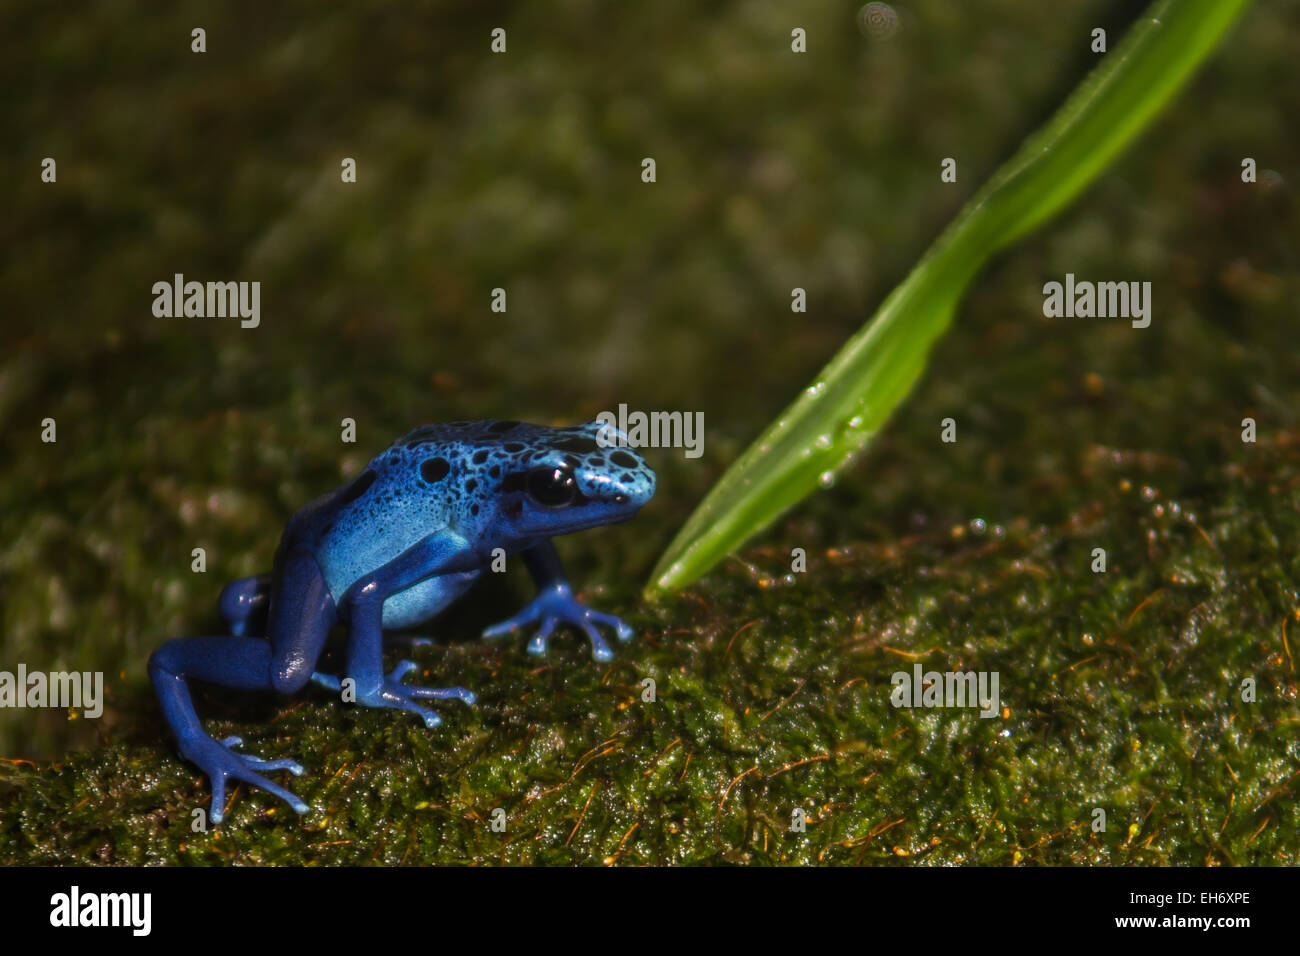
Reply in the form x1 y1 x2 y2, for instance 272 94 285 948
149 420 655 823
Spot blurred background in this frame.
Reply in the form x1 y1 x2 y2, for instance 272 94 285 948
2 0 1297 776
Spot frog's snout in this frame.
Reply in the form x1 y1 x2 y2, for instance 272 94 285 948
577 445 655 513
568 420 655 511
609 459 656 510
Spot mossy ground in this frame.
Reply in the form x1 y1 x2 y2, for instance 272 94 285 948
1 1 1297 864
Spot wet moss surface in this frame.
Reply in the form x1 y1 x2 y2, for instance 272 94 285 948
2 1 1298 864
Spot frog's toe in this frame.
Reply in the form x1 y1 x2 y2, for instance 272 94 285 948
578 620 615 662
348 663 477 726
548 601 631 660
240 755 305 775
522 614 613 660
370 689 443 728
310 671 342 692
412 684 477 705
585 609 636 644
210 769 309 825
388 660 419 683
385 661 477 704
494 589 636 661
218 736 305 775
482 608 534 640
191 737 310 824
525 618 558 656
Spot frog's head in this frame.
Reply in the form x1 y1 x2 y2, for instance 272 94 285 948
491 421 656 539
394 420 655 544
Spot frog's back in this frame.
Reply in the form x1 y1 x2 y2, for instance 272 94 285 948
310 421 550 602
312 436 466 603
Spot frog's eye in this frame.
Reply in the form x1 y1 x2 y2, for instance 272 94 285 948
526 466 576 507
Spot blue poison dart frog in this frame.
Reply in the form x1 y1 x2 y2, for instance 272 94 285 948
149 420 655 823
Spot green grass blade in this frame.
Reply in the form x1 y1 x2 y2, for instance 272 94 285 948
647 0 1251 596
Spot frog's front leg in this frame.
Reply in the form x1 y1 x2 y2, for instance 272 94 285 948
327 532 479 726
482 540 634 662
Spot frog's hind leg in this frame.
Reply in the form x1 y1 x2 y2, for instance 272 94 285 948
150 550 337 823
149 636 310 824
218 574 272 637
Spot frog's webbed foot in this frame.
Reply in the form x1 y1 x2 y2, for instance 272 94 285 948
482 583 635 662
315 662 476 728
183 734 308 824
